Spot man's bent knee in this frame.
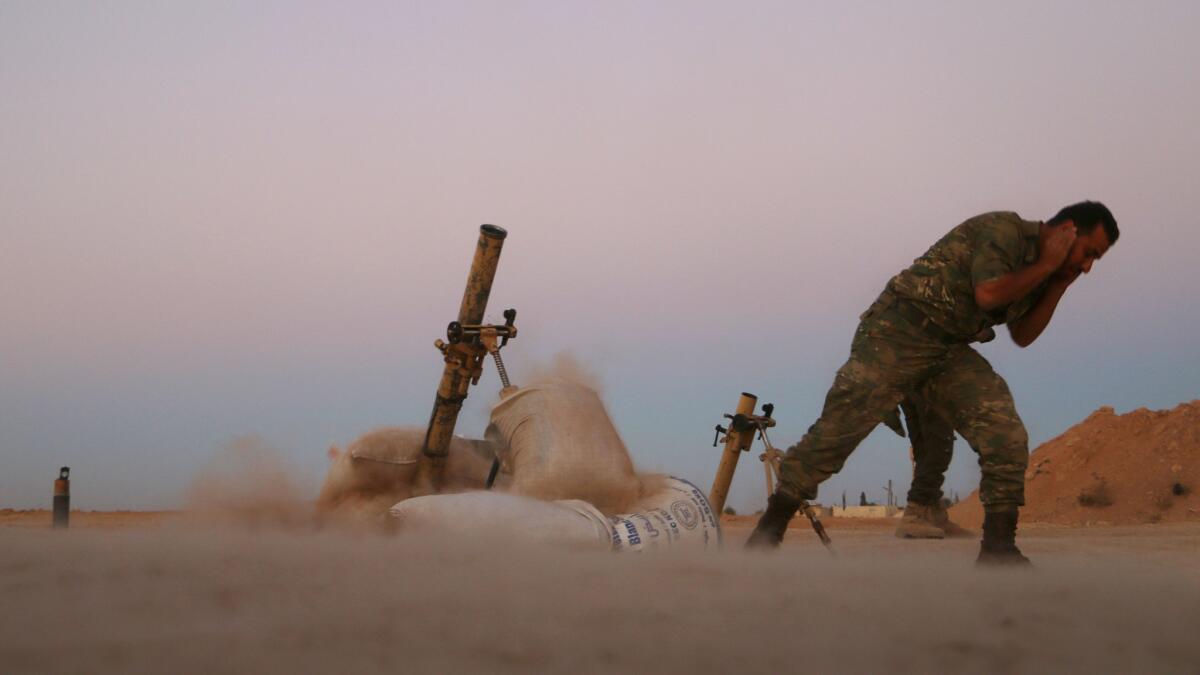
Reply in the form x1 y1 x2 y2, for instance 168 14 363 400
777 452 821 501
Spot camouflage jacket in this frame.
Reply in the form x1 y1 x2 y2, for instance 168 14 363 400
884 211 1045 339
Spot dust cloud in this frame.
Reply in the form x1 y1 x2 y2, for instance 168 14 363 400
29 379 1184 673
488 352 673 516
1 521 1197 674
520 351 605 394
183 435 314 530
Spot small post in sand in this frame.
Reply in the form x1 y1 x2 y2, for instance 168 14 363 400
52 467 70 529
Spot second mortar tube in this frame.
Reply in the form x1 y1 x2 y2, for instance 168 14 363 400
414 224 507 493
708 392 758 515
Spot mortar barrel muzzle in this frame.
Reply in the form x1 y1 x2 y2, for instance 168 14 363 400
457 224 507 326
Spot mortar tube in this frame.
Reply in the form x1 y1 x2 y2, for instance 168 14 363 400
708 393 757 516
52 467 70 529
415 225 507 493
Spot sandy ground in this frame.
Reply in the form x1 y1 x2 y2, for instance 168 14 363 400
0 509 179 529
2 512 1198 674
951 402 1200 529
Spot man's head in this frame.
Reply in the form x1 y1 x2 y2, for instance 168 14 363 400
1048 200 1118 277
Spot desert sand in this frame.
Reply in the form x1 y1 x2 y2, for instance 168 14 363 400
952 402 1200 528
4 399 1197 673
2 511 1197 674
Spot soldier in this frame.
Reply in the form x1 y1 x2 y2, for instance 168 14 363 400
747 202 1119 564
876 390 967 538
892 392 970 538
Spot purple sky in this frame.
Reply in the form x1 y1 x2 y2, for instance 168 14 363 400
2 1 1198 511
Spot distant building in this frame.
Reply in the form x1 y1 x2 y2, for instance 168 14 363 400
831 505 901 518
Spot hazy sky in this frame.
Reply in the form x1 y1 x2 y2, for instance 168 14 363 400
3 1 1198 512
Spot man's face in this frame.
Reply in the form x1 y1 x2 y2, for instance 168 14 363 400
1062 222 1112 278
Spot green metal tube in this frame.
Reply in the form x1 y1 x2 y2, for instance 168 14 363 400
415 225 507 493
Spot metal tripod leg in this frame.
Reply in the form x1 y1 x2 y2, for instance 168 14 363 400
757 424 835 555
484 344 510 490
760 445 783 496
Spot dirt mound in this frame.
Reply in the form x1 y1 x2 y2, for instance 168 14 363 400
951 401 1200 527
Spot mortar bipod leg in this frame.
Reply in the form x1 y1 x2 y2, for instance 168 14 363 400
482 331 512 490
757 423 783 496
766 447 783 491
767 451 783 495
800 501 836 555
762 455 775 496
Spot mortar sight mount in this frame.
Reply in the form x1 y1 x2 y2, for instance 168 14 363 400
711 398 783 502
434 308 518 389
712 403 777 449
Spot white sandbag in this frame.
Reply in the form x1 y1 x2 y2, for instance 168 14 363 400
487 380 640 513
316 427 495 516
390 477 721 554
388 491 612 550
608 477 722 552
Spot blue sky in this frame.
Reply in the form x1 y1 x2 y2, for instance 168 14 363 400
2 1 1198 511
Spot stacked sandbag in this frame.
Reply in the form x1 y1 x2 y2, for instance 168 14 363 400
487 380 641 513
388 476 721 552
389 491 613 549
316 427 496 519
608 477 721 552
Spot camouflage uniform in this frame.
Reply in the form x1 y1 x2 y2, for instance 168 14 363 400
901 388 956 505
777 212 1044 512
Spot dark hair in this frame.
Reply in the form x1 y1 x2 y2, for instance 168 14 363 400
1049 201 1119 245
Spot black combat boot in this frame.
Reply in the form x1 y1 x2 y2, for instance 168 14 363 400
745 491 801 549
975 509 1032 566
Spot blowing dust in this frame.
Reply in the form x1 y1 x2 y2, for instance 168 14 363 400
184 435 314 530
103 367 1195 674
6 375 1200 672
178 353 658 534
1 522 1197 674
519 351 606 394
492 352 669 514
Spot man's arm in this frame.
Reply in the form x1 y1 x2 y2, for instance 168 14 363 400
974 262 1057 312
973 222 1076 312
1006 276 1072 347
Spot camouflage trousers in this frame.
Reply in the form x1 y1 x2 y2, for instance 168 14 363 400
901 388 956 505
777 302 1029 512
